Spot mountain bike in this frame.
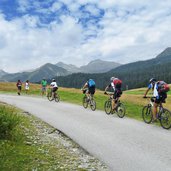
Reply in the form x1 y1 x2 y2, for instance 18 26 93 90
47 89 60 102
104 92 126 118
142 97 171 129
82 89 96 111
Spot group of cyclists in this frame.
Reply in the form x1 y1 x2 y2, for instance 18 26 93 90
26 75 170 124
81 77 170 123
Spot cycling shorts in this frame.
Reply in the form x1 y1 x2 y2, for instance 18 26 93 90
113 89 122 99
155 92 167 104
88 86 95 95
52 87 58 92
17 86 22 90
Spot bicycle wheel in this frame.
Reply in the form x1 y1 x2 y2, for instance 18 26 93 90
160 108 171 129
104 100 112 114
142 105 153 124
55 93 60 102
116 103 126 118
47 92 53 101
83 96 88 108
90 99 96 111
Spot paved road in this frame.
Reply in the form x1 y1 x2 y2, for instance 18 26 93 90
0 94 171 171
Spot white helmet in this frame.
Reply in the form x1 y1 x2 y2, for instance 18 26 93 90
110 77 115 81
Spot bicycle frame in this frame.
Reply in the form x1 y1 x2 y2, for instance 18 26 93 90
82 89 96 111
142 97 171 129
104 92 125 118
144 97 163 119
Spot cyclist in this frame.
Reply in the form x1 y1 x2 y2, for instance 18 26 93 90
50 79 58 99
82 79 96 101
143 78 169 122
41 78 47 96
104 77 122 112
16 79 22 95
25 80 30 94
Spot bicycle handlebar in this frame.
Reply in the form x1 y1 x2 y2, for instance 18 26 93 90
143 96 150 98
104 92 114 95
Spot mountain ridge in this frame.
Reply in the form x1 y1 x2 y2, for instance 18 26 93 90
0 59 121 82
56 47 171 90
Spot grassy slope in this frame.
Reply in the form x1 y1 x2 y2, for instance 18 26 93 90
0 82 171 121
0 104 107 171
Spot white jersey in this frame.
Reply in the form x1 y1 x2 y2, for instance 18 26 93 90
153 83 159 97
25 82 29 90
110 82 115 91
50 81 58 88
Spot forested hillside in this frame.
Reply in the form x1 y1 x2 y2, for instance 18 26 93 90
56 48 171 90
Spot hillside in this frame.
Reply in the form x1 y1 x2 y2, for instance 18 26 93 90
56 47 171 90
56 62 80 73
1 60 121 82
80 59 121 73
0 70 7 77
1 63 70 82
56 59 121 73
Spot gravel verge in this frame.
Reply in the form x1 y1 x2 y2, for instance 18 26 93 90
19 109 109 171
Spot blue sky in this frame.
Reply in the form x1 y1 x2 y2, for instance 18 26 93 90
0 0 171 73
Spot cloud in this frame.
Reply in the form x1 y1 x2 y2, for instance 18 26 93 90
0 0 171 72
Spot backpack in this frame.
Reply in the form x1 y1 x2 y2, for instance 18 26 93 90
113 78 122 89
157 81 170 93
88 79 95 88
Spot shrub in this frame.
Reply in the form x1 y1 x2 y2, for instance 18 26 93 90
0 105 20 140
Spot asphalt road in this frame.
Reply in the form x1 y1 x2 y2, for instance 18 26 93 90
0 94 171 171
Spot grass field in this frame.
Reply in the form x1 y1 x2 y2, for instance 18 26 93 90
0 82 171 121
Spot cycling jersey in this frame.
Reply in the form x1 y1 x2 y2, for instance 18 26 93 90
25 82 29 90
50 81 58 88
108 82 122 99
147 82 167 103
84 80 95 95
41 80 47 87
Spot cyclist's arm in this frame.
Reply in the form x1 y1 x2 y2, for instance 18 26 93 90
144 88 150 97
82 82 88 89
104 83 111 92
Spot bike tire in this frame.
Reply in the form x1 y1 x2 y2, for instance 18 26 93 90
116 103 126 118
142 105 153 124
83 96 88 108
55 93 60 102
160 108 171 129
104 100 111 114
90 99 96 111
47 92 53 101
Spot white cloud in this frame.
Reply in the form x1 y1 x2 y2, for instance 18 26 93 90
0 0 171 72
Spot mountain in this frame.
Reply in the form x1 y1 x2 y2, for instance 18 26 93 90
56 60 121 73
0 70 7 77
156 47 171 59
0 59 121 82
56 62 80 73
56 47 171 90
80 59 121 73
1 63 69 82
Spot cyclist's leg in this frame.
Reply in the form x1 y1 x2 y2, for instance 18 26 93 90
112 90 118 110
153 99 159 121
85 89 89 101
50 88 54 99
53 87 58 99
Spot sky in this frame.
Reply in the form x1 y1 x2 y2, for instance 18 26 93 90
0 0 171 73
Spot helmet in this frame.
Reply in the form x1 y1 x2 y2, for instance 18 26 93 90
52 79 56 82
149 78 156 83
110 77 115 82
